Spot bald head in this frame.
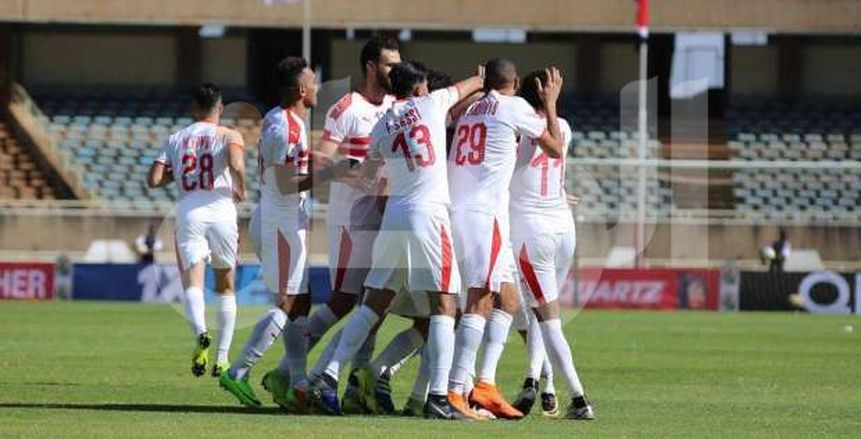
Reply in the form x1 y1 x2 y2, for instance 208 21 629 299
484 57 518 92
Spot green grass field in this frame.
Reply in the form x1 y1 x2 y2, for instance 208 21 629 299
0 301 859 438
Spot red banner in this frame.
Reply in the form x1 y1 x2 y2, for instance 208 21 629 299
0 262 55 300
562 268 718 310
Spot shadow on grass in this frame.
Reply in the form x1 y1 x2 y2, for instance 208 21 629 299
0 402 283 416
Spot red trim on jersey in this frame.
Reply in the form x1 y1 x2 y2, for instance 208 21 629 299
348 136 372 145
174 231 185 272
440 224 453 293
338 146 369 159
483 218 502 291
284 110 301 165
518 244 546 306
329 93 353 120
333 227 352 292
277 229 291 294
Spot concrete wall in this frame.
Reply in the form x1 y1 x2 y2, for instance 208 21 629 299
2 212 858 266
21 32 176 85
730 46 779 97
801 44 861 96
2 0 859 34
201 36 247 88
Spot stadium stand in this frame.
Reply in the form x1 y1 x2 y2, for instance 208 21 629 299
727 101 861 220
0 119 58 199
27 85 263 206
565 98 673 218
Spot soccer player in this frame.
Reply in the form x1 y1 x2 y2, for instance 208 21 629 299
308 61 485 419
218 57 316 410
147 84 244 378
508 69 594 420
303 37 401 411
447 58 566 420
511 308 558 417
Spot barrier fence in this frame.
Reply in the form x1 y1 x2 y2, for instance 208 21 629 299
3 261 858 314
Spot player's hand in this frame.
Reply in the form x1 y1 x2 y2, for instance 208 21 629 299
232 187 246 203
476 65 485 79
537 66 563 105
566 194 580 207
311 150 335 172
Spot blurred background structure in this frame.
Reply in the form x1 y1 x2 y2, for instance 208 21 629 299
0 0 859 280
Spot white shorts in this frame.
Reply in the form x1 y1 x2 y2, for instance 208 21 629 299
248 203 262 261
451 209 514 293
327 224 378 295
511 225 576 307
261 210 309 295
175 205 238 271
364 207 460 295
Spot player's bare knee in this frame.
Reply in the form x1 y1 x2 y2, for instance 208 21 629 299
287 294 311 319
465 287 493 316
495 283 520 314
412 318 430 338
213 268 235 294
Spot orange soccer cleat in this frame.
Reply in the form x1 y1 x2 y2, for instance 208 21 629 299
469 381 525 420
448 391 485 421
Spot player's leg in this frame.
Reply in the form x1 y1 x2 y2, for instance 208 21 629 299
422 291 458 420
472 266 524 419
207 219 240 376
524 231 593 420
402 343 430 417
309 287 396 415
211 268 237 376
448 212 498 405
368 315 427 414
221 222 304 408
176 218 211 377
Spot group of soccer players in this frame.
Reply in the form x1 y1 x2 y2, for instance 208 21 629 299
147 36 593 421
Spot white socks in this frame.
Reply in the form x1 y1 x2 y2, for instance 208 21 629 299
448 313 485 394
215 294 236 364
370 327 424 378
477 309 513 384
324 306 379 379
184 286 207 337
539 319 584 397
229 308 287 380
427 315 455 396
306 305 338 349
309 329 341 382
410 345 430 401
278 316 309 388
353 332 377 370
525 311 545 380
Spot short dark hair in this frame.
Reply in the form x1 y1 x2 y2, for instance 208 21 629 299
192 83 221 114
360 35 400 74
388 61 427 99
427 69 453 92
275 57 309 104
518 69 548 110
484 57 518 91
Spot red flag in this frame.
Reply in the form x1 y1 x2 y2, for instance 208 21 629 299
636 0 650 38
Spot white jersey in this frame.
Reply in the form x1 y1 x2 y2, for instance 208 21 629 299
322 91 396 226
258 106 310 215
449 90 547 215
510 117 574 232
156 121 244 211
370 86 461 212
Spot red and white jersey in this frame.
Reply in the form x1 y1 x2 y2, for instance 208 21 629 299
156 121 244 209
369 86 461 212
449 90 547 215
510 117 574 232
258 106 310 214
322 91 396 226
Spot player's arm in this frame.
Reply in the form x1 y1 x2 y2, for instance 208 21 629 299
146 162 173 188
273 167 312 195
452 65 486 105
534 67 565 158
448 91 484 125
227 131 246 202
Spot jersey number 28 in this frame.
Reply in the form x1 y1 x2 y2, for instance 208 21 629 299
181 153 214 191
